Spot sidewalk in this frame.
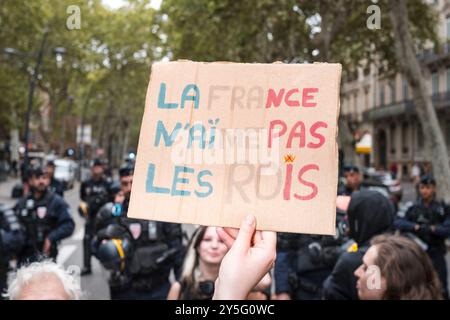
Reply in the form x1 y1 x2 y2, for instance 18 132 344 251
0 176 20 209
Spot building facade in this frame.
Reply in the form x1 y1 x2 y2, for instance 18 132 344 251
341 0 450 180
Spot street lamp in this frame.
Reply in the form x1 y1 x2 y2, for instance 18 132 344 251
2 28 66 176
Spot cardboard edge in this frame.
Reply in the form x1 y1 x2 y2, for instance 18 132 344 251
127 61 158 220
330 63 343 236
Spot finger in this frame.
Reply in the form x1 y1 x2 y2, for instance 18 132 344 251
222 227 239 240
216 227 235 249
234 214 256 252
253 230 263 244
260 231 277 251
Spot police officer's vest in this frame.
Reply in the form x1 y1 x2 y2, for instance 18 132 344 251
82 179 110 217
96 203 173 276
121 218 170 277
410 200 448 248
16 192 56 250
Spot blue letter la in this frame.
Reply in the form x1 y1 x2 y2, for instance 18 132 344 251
181 84 200 109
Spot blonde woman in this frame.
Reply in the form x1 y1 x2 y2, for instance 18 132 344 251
168 226 228 300
168 222 273 300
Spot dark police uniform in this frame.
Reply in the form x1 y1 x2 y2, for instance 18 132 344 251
49 177 65 198
14 190 75 264
79 176 111 271
275 229 344 300
93 199 184 300
0 206 25 298
394 197 450 298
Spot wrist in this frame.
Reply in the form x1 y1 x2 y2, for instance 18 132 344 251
213 278 247 300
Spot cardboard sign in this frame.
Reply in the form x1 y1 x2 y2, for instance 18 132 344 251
128 61 341 235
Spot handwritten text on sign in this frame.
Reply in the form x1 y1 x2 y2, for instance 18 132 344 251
128 62 341 235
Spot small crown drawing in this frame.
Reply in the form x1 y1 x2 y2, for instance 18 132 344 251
284 154 296 163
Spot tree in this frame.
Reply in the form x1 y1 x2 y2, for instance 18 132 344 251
389 0 450 201
1 0 160 167
159 0 440 171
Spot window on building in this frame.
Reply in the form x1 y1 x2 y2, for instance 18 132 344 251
390 124 396 154
389 79 396 103
402 77 409 100
380 84 385 106
432 71 439 95
402 122 409 154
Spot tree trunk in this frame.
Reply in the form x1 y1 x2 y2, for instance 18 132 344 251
389 0 450 201
314 1 357 167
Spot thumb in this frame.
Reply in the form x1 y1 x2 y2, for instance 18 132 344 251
234 214 256 252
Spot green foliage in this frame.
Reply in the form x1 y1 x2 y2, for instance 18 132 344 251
0 0 440 160
0 0 158 157
160 0 437 75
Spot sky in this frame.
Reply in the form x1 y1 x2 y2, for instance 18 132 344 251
102 0 162 10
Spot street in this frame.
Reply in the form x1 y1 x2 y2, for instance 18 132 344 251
1 177 449 299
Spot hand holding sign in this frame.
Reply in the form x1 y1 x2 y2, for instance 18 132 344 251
213 215 276 300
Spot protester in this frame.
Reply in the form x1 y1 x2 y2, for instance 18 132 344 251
354 234 442 300
323 190 394 300
6 260 82 300
167 226 228 300
212 215 276 300
168 224 272 300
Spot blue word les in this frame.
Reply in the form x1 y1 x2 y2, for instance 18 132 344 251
146 163 213 198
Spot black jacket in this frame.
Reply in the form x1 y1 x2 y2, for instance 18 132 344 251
80 177 111 217
49 177 65 197
394 198 450 253
323 190 394 300
93 198 184 291
14 191 75 259
1 206 26 298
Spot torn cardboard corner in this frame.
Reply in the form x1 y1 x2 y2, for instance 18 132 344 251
128 61 342 235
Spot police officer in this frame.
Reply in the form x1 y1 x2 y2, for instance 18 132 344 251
45 160 65 197
274 217 346 300
92 164 184 300
14 167 75 265
394 175 450 299
0 205 25 298
338 165 362 196
79 158 112 275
